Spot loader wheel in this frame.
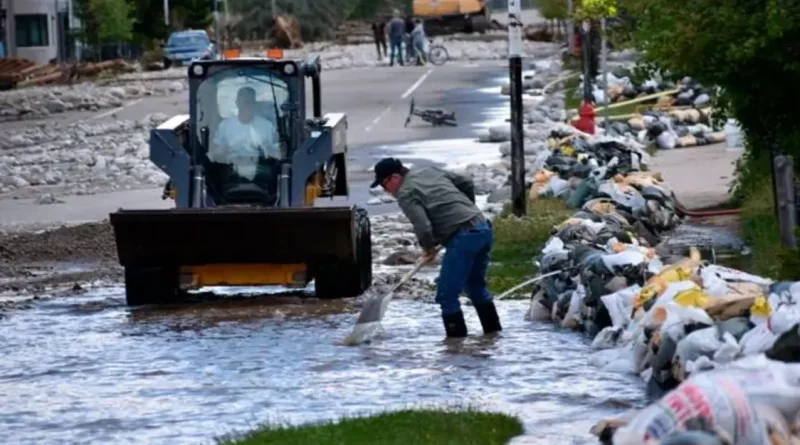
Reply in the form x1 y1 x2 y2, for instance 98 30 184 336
315 207 372 299
124 266 181 306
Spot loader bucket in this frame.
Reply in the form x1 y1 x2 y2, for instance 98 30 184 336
109 206 358 267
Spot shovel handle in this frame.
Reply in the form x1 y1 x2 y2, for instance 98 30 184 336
387 247 441 294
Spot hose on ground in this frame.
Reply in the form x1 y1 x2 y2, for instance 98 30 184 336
674 198 742 217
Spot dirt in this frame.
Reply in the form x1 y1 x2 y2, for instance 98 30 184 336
0 221 121 298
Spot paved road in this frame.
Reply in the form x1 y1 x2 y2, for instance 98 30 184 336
0 60 514 229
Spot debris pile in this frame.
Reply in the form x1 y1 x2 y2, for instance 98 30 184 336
0 114 170 196
0 58 136 89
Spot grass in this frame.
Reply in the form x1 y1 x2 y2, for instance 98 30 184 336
739 176 800 280
487 199 575 297
217 408 524 445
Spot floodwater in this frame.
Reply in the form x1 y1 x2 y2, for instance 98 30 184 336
0 289 644 445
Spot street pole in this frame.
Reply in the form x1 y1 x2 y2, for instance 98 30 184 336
213 0 220 45
508 0 526 217
163 0 169 26
581 20 592 102
601 17 609 129
566 0 574 52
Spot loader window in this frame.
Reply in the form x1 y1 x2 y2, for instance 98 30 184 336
195 68 291 205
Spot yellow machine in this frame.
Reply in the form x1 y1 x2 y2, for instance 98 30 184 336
413 0 491 34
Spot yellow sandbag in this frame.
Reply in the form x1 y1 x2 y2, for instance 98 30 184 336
529 169 557 201
673 288 711 308
585 200 618 215
751 295 772 318
628 116 645 131
561 144 576 157
706 131 726 143
685 109 701 123
634 266 696 309
678 135 698 147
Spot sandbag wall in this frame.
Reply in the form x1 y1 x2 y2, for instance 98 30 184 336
517 122 800 445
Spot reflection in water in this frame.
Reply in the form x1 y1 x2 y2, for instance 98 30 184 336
0 288 645 445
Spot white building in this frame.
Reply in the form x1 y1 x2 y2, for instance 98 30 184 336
1 0 78 64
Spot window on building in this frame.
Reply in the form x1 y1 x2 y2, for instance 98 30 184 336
15 14 49 47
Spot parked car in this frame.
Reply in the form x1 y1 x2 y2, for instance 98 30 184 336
162 29 217 68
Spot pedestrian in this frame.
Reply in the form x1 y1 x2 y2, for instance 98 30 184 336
370 157 502 338
371 17 388 61
404 15 416 63
388 10 406 66
410 19 427 65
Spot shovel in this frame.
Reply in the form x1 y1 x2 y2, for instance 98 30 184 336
340 250 438 346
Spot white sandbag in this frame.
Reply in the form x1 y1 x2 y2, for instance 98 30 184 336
660 303 715 342
739 324 778 357
703 264 773 286
527 292 551 322
710 357 800 419
699 265 729 297
602 250 647 270
612 371 772 445
656 131 677 149
674 326 733 370
652 281 701 309
541 237 566 255
770 304 800 336
546 176 570 197
562 284 586 327
600 285 641 329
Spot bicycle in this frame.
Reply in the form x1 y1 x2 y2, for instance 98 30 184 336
403 39 450 66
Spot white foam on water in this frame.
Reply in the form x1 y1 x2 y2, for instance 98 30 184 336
373 137 502 171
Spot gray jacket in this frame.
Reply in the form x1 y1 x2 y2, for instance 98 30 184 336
396 166 481 250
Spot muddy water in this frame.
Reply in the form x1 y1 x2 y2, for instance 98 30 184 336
0 288 643 445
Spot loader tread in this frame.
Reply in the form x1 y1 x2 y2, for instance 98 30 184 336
124 266 181 306
314 207 372 299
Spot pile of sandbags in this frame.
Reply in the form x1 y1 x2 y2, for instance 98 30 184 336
601 108 727 150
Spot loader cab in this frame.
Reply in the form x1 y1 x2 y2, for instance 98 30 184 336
187 57 314 206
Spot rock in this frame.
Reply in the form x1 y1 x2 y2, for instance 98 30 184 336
382 249 419 266
487 185 512 203
34 193 64 205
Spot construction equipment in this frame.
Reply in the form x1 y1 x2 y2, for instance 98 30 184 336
412 0 491 35
109 52 372 306
404 96 457 127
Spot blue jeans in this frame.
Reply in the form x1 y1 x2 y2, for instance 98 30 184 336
389 37 403 65
435 221 494 316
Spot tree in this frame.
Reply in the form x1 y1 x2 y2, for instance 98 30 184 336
540 0 568 38
89 0 133 42
615 0 800 163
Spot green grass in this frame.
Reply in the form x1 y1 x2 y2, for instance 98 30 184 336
739 176 800 280
487 199 575 297
217 408 524 445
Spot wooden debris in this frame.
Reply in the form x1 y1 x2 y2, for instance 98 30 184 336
0 58 134 89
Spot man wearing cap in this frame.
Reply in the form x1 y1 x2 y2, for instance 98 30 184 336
371 158 502 338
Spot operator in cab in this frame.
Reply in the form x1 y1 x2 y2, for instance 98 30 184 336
210 86 281 180
371 157 502 339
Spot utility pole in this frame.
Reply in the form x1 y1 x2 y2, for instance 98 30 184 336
581 20 592 101
272 0 277 18
566 0 574 52
600 17 609 128
508 0 526 217
163 0 169 26
213 0 221 45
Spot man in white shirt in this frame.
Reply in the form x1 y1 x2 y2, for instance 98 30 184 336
210 86 281 180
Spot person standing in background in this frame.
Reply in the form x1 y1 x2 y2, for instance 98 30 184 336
371 17 387 61
388 10 406 66
404 14 416 63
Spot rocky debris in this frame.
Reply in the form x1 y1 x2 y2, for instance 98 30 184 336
0 221 117 264
0 113 170 197
0 80 186 122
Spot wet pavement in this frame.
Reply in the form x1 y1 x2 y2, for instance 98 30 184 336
0 291 643 445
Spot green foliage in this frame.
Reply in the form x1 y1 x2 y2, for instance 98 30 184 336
616 0 800 161
487 199 574 296
89 0 133 42
540 0 568 21
217 408 524 445
574 0 617 20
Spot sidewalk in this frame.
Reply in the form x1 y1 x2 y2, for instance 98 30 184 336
649 143 742 208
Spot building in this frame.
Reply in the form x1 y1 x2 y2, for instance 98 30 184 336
1 0 78 64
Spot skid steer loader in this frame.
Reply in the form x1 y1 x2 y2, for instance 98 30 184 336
109 54 372 306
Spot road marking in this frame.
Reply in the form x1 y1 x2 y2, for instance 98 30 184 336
365 106 392 132
90 98 143 120
366 68 436 131
401 68 434 99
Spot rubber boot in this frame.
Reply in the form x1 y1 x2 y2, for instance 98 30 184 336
474 301 502 334
442 311 467 338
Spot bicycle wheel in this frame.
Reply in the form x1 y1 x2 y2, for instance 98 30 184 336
427 45 449 66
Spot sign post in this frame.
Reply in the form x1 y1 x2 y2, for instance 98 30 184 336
163 0 169 26
508 0 526 217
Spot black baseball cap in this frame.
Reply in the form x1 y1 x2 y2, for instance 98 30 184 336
370 157 404 188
